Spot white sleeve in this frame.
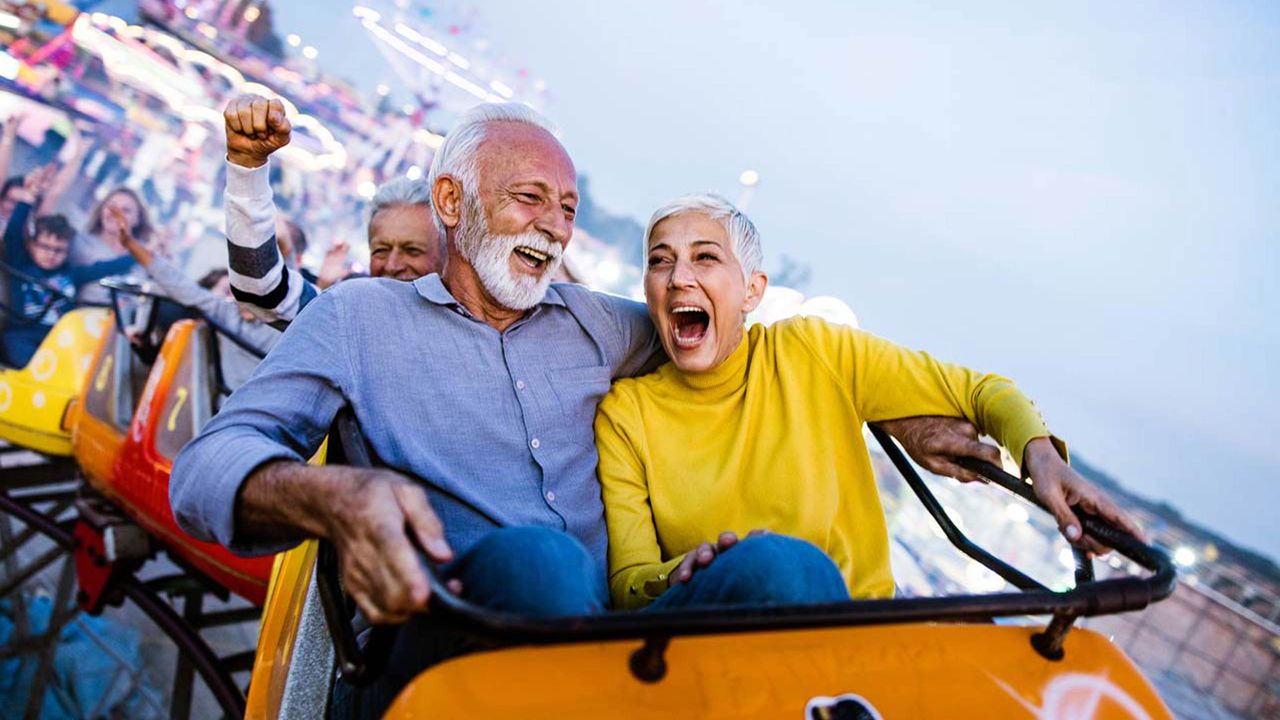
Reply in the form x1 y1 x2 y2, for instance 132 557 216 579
224 160 313 325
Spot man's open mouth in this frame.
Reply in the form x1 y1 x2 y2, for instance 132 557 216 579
670 305 710 348
513 245 551 270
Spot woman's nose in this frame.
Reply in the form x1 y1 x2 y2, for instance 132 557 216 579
668 258 696 288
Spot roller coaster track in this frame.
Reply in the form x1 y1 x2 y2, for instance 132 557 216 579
0 459 248 719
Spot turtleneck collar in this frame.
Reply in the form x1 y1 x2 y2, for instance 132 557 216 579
665 327 752 393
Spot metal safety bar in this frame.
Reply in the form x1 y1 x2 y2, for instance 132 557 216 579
319 410 1176 683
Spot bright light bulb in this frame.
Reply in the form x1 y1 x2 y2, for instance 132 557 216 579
1004 503 1030 524
739 169 760 187
1173 546 1197 567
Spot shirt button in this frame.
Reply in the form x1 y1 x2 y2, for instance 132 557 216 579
516 380 526 390
545 490 556 502
530 438 541 449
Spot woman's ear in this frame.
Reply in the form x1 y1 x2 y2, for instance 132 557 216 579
742 271 769 314
431 175 464 232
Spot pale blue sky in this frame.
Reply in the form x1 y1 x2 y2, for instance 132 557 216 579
277 1 1279 559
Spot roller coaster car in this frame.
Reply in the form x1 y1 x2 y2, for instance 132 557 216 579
0 307 109 457
69 279 273 605
71 309 150 488
247 415 1179 719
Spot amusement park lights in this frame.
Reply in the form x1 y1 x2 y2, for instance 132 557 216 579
1173 546 1197 567
354 5 507 104
1004 502 1030 525
286 33 301 47
69 14 348 172
739 169 761 187
489 80 514 99
0 50 19 81
302 46 318 60
412 128 444 148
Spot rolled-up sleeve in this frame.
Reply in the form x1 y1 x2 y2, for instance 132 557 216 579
170 288 352 555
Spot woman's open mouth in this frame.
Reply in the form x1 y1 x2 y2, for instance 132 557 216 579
670 305 710 348
513 245 550 271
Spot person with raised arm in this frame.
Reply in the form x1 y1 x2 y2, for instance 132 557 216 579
219 95 445 327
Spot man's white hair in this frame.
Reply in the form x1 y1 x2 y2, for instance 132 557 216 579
366 177 432 230
427 103 559 237
644 193 763 278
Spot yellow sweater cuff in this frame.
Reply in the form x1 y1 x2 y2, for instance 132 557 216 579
610 555 687 611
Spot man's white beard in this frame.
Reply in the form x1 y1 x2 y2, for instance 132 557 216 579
455 197 563 311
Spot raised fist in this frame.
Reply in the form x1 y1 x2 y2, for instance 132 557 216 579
224 94 292 169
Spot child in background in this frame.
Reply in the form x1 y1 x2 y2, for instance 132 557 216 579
1 178 134 366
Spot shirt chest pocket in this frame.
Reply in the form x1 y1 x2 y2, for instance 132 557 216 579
547 365 613 449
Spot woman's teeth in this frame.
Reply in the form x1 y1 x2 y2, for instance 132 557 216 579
670 306 710 348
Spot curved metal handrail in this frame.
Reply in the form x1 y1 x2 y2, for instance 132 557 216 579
99 277 268 360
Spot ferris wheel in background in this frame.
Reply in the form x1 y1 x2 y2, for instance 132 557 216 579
351 0 548 118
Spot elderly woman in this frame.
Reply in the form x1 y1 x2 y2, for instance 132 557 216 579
595 194 1141 611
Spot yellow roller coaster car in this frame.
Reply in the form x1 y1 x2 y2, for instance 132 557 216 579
0 307 109 456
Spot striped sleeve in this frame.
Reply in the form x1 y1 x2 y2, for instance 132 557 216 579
224 160 315 325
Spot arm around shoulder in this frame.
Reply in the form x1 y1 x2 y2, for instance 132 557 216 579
790 316 1058 472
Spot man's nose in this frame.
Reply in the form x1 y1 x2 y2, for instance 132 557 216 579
385 249 406 271
534 205 572 246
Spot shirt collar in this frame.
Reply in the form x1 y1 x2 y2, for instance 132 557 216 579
413 273 567 308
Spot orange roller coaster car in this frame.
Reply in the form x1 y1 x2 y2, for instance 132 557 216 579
245 413 1177 719
73 317 272 604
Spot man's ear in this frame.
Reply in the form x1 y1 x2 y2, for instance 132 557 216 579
742 271 769 314
432 175 464 231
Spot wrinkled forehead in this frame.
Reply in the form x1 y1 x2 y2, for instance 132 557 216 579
474 122 577 194
370 204 436 244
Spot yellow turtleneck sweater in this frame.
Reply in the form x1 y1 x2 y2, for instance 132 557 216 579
595 316 1056 610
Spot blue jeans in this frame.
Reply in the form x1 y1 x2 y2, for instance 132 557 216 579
331 530 847 717
645 534 850 611
331 526 606 718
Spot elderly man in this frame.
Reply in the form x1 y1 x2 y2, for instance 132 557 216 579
220 96 445 324
172 101 1130 716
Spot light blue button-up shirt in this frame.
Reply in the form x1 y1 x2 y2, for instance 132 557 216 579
170 274 663 581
